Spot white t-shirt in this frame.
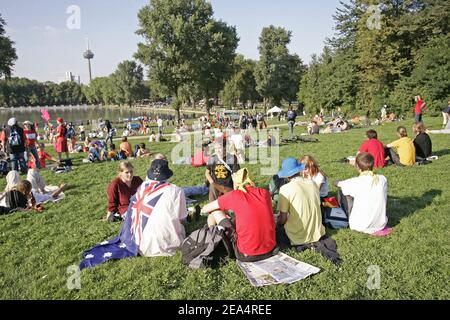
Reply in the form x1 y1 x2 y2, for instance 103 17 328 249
157 119 163 127
139 182 187 257
312 172 328 198
338 174 388 234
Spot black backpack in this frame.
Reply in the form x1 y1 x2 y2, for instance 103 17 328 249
8 126 23 147
181 225 234 269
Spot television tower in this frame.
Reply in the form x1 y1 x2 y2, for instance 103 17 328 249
83 39 94 82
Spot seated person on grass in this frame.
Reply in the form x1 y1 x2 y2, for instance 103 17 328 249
205 140 240 202
412 122 432 161
201 168 278 262
276 158 325 248
385 126 415 166
299 155 329 199
119 136 133 158
108 143 119 161
80 159 188 269
28 143 59 169
357 129 386 168
334 152 388 235
136 143 152 158
105 161 143 222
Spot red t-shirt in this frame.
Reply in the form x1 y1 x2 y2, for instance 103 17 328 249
414 99 425 114
358 138 386 168
24 129 37 147
107 176 143 215
218 186 276 256
28 150 53 169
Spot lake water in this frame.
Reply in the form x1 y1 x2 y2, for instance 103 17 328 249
0 105 197 126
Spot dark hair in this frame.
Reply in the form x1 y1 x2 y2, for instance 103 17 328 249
139 143 145 149
397 126 408 137
110 143 116 150
366 129 378 139
356 152 374 171
122 136 127 142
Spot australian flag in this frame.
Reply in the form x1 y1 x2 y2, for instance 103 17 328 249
80 181 169 269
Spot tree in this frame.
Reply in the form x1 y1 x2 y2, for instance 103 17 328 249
135 0 238 119
390 34 450 115
111 60 146 106
221 55 260 109
0 14 17 79
255 26 303 109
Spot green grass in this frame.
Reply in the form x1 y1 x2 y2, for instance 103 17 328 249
0 117 449 300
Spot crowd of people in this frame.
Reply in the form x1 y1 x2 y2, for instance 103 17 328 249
1 96 448 271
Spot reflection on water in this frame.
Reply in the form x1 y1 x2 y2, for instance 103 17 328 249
0 105 193 126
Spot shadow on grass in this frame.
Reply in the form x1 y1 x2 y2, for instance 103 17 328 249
433 149 450 157
387 189 442 226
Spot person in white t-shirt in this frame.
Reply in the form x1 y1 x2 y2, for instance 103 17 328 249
300 155 328 199
334 152 388 234
157 117 163 135
229 129 245 164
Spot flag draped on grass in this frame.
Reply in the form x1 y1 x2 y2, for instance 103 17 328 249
80 181 169 269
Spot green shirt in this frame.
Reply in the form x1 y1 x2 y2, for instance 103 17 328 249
278 177 325 245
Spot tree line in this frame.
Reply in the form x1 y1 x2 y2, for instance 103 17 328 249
1 0 449 118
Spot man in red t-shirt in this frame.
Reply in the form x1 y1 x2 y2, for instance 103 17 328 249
357 129 386 168
414 95 427 123
201 168 277 262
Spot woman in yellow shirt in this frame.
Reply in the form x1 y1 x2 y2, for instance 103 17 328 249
386 126 416 166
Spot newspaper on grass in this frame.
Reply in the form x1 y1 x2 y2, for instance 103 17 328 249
237 252 320 287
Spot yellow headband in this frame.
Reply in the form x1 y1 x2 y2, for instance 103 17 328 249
232 168 255 193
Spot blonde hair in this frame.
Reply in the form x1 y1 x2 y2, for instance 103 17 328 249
117 161 134 177
300 155 327 179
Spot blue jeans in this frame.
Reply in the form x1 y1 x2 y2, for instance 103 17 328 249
415 113 422 122
10 152 28 173
28 146 41 169
288 121 295 138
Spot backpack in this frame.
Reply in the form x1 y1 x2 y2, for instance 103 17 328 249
269 174 288 203
66 127 75 139
180 224 234 269
0 160 9 176
322 207 349 229
8 126 22 147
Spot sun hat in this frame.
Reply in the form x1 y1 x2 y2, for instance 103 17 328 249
7 117 17 126
277 157 305 178
147 159 173 181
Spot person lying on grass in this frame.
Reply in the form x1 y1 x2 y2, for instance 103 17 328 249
334 152 388 234
5 180 44 213
201 167 278 262
26 168 67 204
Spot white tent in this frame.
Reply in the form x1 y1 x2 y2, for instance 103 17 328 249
266 106 283 115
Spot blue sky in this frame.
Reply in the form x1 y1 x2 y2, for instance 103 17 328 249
1 0 346 84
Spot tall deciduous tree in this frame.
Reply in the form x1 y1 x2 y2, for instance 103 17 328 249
111 60 146 106
135 0 238 119
0 14 17 79
255 26 303 109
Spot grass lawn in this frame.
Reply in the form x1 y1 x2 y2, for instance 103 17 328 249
0 117 449 300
